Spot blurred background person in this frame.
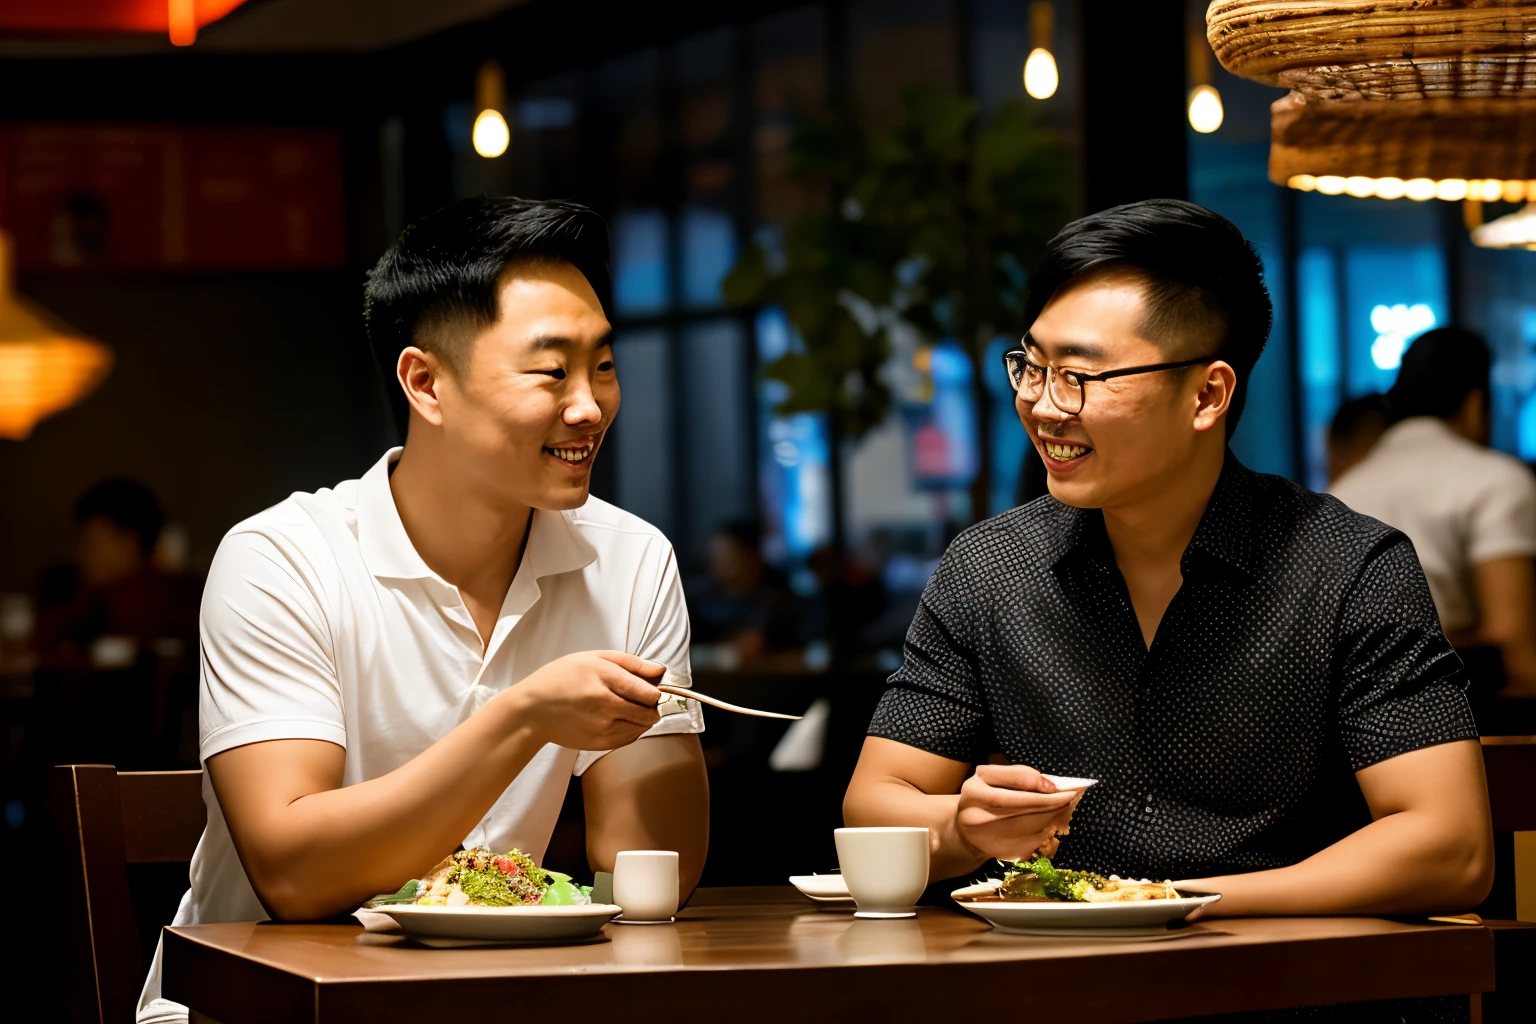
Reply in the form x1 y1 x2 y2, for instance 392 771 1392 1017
1326 392 1391 486
805 540 887 666
688 519 805 668
31 478 199 671
1332 328 1536 700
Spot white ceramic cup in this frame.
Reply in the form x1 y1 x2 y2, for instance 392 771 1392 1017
834 827 930 919
612 850 680 923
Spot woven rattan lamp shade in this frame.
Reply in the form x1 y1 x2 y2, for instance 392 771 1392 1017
1207 0 1536 184
0 231 112 440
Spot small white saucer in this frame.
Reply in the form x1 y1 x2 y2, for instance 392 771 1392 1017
613 916 676 925
852 910 916 919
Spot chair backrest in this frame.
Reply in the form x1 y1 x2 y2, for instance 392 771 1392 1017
54 765 205 1024
1480 737 1536 924
1482 736 1536 832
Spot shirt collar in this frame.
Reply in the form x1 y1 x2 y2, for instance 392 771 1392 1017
357 447 598 583
1377 415 1457 449
1046 450 1258 580
1183 452 1259 579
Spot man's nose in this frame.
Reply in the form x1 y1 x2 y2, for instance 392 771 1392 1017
1024 386 1071 422
563 377 604 425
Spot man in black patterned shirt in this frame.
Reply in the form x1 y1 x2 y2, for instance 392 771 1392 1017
844 201 1492 946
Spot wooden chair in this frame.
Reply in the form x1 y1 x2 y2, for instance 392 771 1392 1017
1477 737 1536 1023
54 765 205 1024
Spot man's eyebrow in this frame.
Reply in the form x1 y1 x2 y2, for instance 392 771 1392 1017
1026 336 1106 360
529 331 614 352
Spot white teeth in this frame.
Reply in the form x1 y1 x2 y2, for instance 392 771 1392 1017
1044 443 1090 461
548 446 592 462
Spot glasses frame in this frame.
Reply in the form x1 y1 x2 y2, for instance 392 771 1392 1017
1001 343 1219 415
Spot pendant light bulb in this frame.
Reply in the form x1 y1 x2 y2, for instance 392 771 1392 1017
1023 49 1059 100
1188 84 1224 134
473 60 509 159
473 110 510 159
1023 3 1058 100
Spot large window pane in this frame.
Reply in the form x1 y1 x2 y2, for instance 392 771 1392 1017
612 329 675 538
1342 245 1447 396
612 208 670 316
679 205 736 308
849 0 957 125
1464 244 1536 458
682 319 754 560
753 6 826 226
1297 247 1341 490
755 307 833 563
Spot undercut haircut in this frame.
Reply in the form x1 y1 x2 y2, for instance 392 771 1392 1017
363 196 612 434
1388 326 1489 421
1021 199 1273 435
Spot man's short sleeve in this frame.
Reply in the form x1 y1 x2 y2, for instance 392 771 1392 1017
198 529 346 762
1335 533 1478 771
866 542 990 763
1467 459 1536 565
573 537 702 776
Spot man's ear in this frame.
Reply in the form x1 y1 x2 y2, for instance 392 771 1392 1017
398 346 446 427
1192 360 1237 434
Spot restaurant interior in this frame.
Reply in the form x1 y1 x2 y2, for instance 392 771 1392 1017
5 1 1536 1021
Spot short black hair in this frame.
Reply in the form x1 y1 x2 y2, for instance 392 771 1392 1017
363 196 612 434
1021 199 1273 434
75 478 164 553
1389 327 1489 420
1328 392 1392 445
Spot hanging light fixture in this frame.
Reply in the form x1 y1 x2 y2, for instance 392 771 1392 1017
472 60 510 159
1022 2 1058 101
1209 1 1536 198
1187 36 1224 134
0 230 113 441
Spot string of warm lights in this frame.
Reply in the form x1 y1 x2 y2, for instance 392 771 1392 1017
1286 175 1533 203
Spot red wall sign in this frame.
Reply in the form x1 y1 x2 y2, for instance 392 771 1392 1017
0 124 347 271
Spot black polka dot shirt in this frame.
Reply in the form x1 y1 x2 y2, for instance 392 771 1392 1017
869 453 1479 884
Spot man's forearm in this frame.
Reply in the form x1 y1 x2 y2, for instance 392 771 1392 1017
1181 807 1492 917
215 689 548 920
582 735 710 898
843 777 986 882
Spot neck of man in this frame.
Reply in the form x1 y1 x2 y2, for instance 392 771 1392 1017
1100 435 1226 575
389 427 534 607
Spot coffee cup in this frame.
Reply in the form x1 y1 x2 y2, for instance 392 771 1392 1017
833 827 929 919
612 850 679 924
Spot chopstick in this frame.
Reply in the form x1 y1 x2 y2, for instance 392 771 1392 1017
657 683 804 720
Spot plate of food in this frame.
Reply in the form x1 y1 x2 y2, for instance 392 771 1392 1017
361 847 621 944
789 873 856 908
952 854 1220 937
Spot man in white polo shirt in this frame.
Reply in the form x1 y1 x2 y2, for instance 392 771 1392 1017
1333 326 1536 697
138 197 708 1023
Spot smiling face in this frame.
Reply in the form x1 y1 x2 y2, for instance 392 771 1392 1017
414 259 617 511
1019 270 1232 512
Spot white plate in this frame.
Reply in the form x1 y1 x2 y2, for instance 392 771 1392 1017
951 881 1220 936
789 874 850 899
375 902 623 942
1040 774 1098 793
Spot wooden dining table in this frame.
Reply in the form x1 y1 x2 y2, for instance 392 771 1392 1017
162 886 1495 1023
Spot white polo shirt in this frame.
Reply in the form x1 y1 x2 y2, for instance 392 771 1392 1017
138 448 702 1022
1331 416 1536 632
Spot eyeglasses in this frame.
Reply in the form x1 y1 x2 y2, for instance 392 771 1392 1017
1001 345 1218 415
